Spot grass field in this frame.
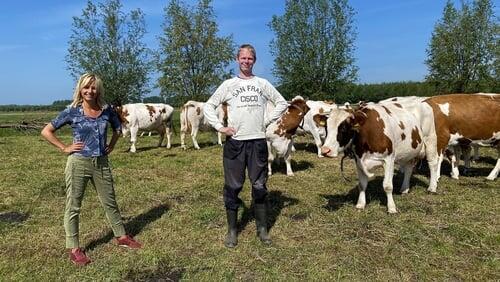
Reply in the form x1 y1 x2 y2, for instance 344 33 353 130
0 111 498 281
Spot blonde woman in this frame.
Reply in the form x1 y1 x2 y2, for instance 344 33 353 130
41 73 142 266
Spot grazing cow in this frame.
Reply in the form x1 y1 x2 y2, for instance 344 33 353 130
424 93 500 181
321 102 425 213
180 101 227 150
115 103 174 153
294 100 337 157
266 96 310 176
447 143 481 178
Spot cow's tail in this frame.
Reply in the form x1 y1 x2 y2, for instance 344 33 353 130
181 101 196 134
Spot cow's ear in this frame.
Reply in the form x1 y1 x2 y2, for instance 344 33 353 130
318 109 331 118
351 110 367 128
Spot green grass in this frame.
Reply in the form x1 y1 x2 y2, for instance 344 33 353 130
0 111 498 281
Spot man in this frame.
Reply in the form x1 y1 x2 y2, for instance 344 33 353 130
204 44 288 248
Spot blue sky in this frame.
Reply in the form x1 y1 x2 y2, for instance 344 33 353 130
0 0 476 105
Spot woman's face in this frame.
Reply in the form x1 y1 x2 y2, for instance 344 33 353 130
80 80 98 102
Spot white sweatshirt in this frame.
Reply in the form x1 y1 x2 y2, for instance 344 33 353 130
204 76 288 141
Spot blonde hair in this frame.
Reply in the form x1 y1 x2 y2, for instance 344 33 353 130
236 44 257 61
70 73 105 108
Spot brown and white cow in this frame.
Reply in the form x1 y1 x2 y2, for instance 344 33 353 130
424 93 500 181
180 100 227 150
294 100 337 157
115 103 174 153
266 96 310 176
321 102 425 213
380 96 483 181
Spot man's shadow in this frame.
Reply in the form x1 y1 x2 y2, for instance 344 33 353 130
84 203 169 251
236 190 299 233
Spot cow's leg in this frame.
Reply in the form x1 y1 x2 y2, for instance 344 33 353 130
383 158 397 214
450 146 461 179
461 145 472 175
285 143 294 176
191 128 200 150
312 131 324 158
157 126 166 148
165 122 172 149
355 165 368 210
267 141 274 176
486 147 500 181
180 130 187 150
129 126 139 153
472 144 480 162
436 153 443 181
400 163 413 194
426 149 440 193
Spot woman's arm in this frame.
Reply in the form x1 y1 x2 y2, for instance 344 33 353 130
41 123 83 154
106 130 120 154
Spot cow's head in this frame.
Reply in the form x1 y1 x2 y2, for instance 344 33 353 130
320 105 362 157
112 105 130 136
274 96 311 139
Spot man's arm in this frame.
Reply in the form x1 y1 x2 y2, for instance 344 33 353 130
265 82 288 126
204 82 227 132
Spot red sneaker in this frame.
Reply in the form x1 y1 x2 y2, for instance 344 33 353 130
115 235 142 249
69 248 91 266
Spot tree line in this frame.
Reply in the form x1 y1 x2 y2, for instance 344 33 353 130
17 0 500 109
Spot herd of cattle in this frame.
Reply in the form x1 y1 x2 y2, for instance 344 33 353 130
114 93 499 213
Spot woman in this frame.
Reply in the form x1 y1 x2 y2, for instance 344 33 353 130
41 73 141 266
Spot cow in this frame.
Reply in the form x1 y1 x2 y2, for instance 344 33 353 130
115 103 174 153
294 100 337 157
321 102 425 213
380 96 487 181
180 101 227 150
266 96 310 176
423 93 500 181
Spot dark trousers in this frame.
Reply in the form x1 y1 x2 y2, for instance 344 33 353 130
223 137 269 210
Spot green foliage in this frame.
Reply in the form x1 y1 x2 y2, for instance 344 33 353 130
157 0 235 105
142 96 165 103
425 0 499 93
269 0 358 101
335 81 438 103
66 0 153 104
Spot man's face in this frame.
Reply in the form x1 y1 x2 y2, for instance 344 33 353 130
237 48 255 74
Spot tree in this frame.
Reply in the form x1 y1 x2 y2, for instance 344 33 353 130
425 0 498 93
66 0 152 104
157 0 235 104
269 0 358 101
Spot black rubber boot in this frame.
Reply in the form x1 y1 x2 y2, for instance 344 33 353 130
224 209 238 248
254 203 272 245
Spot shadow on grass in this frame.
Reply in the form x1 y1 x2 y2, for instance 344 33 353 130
0 211 29 223
133 145 162 153
473 156 497 166
292 141 319 155
85 203 169 251
237 190 299 233
181 141 224 150
270 159 314 175
322 173 427 212
416 157 498 179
